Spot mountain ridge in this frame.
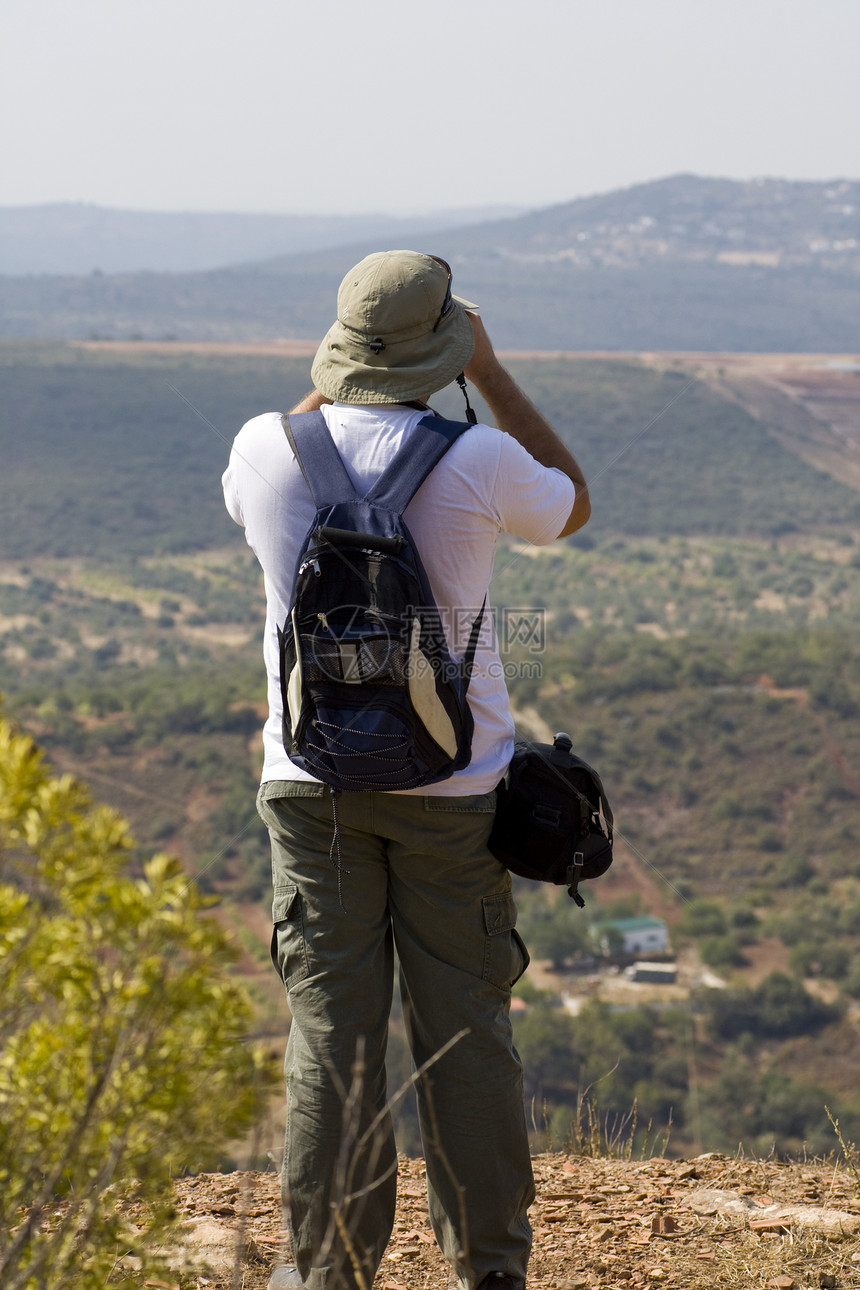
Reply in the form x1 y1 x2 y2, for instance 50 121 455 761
0 201 526 276
249 173 859 273
2 175 858 351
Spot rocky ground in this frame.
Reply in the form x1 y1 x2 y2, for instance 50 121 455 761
160 1152 860 1290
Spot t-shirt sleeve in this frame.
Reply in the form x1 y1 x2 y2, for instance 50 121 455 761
222 414 273 527
222 458 244 526
492 432 576 546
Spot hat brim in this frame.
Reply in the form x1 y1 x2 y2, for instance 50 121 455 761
311 295 477 405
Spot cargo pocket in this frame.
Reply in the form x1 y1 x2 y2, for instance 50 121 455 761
270 884 309 990
482 892 530 990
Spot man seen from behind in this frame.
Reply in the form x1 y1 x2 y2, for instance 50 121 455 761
222 250 591 1290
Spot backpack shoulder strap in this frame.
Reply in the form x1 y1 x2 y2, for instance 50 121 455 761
366 415 473 511
282 411 357 508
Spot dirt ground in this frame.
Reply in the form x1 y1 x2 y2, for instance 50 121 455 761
165 1151 860 1290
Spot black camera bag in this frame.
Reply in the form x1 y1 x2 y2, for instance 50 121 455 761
488 732 613 906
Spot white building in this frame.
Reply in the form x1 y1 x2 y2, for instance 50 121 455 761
594 916 669 957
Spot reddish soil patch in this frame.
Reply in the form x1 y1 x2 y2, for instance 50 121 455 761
738 937 792 985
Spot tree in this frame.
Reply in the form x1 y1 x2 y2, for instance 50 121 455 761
0 711 277 1290
706 971 837 1042
516 888 591 969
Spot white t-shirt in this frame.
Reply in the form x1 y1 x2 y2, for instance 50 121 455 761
222 402 574 795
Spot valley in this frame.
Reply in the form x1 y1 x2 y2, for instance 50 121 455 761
1 340 859 1160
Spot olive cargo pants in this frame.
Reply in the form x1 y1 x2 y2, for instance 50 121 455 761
257 781 535 1290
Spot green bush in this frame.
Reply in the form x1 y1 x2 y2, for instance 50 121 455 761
706 971 838 1041
675 899 727 939
515 888 592 969
790 941 851 980
515 997 661 1127
513 999 580 1108
770 853 816 887
728 906 760 944
0 712 277 1290
693 1051 843 1156
699 934 745 970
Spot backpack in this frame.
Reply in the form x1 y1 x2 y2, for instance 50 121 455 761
488 732 613 906
277 410 483 791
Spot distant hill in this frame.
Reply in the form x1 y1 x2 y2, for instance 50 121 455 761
2 176 858 350
0 202 524 275
438 173 860 268
1 341 858 561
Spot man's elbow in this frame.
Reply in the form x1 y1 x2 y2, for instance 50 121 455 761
557 488 591 538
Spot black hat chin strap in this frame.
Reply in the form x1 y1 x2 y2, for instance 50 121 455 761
456 373 478 426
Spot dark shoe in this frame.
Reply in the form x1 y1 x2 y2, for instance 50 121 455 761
267 1267 305 1290
476 1275 525 1290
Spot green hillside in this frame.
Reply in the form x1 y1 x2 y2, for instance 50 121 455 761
2 344 858 561
3 259 857 353
0 342 313 556
3 341 860 1158
5 534 860 1157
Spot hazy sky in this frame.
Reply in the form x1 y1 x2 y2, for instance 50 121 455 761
3 0 859 216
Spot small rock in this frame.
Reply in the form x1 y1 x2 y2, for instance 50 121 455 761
161 1217 268 1279
759 1205 860 1240
819 1276 837 1289
165 1218 239 1277
750 1217 792 1235
646 1271 666 1283
687 1187 762 1218
650 1213 679 1236
767 1278 794 1290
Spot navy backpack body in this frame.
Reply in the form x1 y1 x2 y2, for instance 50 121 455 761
278 410 483 792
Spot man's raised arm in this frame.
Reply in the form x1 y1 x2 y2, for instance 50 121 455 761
463 313 591 537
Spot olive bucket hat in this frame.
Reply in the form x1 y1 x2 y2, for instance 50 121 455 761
310 250 478 405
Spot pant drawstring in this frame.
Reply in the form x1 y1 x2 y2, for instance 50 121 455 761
329 787 349 911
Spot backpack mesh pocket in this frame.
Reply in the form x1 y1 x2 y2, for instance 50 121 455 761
299 631 407 686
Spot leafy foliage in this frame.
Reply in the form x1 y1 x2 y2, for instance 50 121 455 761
693 1052 841 1157
704 972 839 1041
0 711 277 1290
515 886 593 969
